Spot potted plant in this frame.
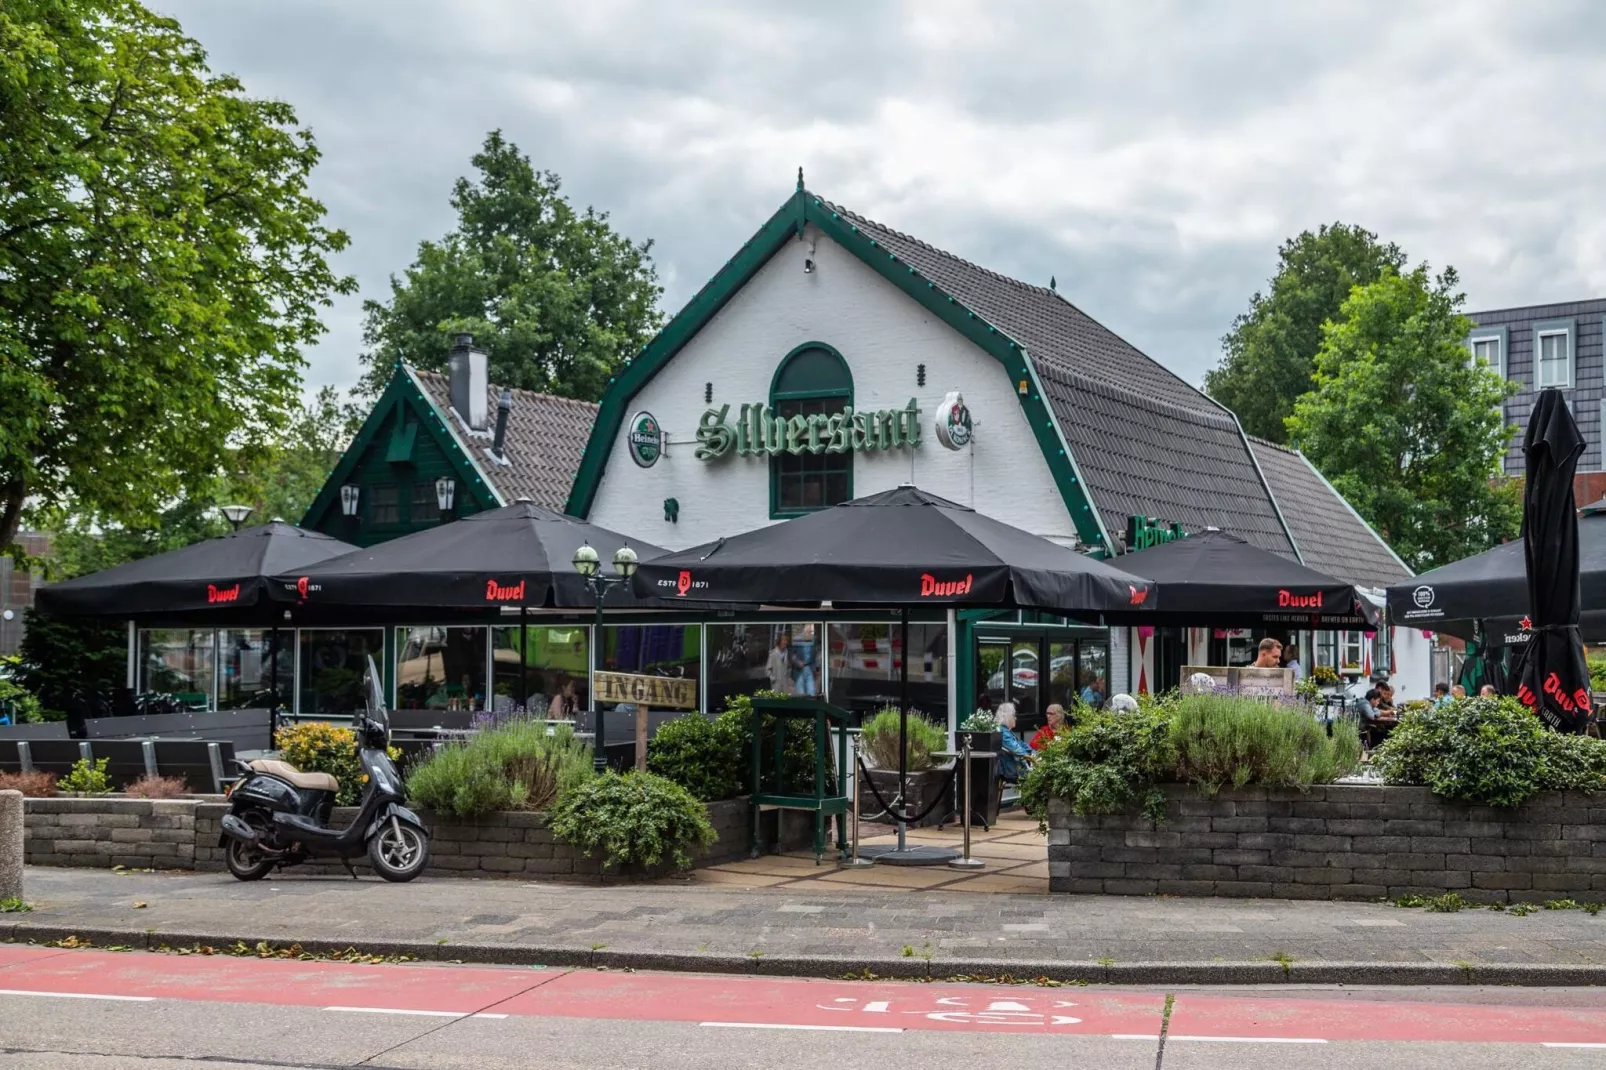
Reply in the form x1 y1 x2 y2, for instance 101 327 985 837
1310 665 1342 696
956 710 1002 827
858 707 952 828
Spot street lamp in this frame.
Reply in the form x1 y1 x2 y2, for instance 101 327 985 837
220 504 254 531
572 543 640 770
434 477 456 521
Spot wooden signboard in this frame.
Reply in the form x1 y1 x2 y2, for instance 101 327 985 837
1182 665 1295 697
593 671 697 773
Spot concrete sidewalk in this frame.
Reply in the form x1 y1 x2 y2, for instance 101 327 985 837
11 866 1606 986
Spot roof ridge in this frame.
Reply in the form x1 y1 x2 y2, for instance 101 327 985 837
1245 433 1299 454
819 195 1060 299
409 365 600 411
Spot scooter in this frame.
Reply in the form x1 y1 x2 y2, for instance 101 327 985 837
219 656 429 883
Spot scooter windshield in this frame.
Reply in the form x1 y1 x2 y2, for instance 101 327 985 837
362 654 389 734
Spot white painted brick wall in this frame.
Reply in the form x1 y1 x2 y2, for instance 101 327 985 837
587 224 1073 550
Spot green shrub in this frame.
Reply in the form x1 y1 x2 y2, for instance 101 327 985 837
276 722 378 806
1373 697 1550 808
547 770 716 871
1170 693 1359 794
1589 656 1606 693
1020 707 1175 822
1534 731 1606 792
407 720 593 818
647 713 743 801
713 691 817 793
0 658 42 724
860 707 946 772
959 710 998 732
59 757 111 795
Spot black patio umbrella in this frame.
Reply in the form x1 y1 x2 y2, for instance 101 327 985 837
1385 505 1606 645
1098 529 1381 629
272 501 665 611
35 522 356 619
1509 390 1593 733
632 485 1154 860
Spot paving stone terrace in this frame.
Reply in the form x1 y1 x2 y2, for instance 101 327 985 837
1049 784 1606 903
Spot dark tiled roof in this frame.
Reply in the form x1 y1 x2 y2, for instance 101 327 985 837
822 198 1213 413
412 369 597 512
1248 436 1411 589
821 195 1294 556
1039 364 1296 555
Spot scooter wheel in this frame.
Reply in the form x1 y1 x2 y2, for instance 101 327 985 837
368 821 428 883
225 816 277 882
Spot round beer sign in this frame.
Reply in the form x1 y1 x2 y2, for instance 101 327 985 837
627 411 663 468
934 391 973 450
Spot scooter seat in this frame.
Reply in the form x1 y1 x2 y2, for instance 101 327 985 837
249 759 339 793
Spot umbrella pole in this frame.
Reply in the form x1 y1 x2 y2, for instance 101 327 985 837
269 626 279 740
898 607 909 852
519 605 528 712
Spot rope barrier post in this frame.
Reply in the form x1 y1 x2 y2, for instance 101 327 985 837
841 733 875 868
947 738 985 870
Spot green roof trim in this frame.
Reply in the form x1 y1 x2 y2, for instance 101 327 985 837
563 189 1109 551
300 365 502 530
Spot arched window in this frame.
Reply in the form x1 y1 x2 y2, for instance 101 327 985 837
770 343 853 516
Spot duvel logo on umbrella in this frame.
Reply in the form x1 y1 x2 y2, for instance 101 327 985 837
1128 584 1148 605
919 573 974 597
1278 589 1323 609
485 579 526 602
206 583 240 604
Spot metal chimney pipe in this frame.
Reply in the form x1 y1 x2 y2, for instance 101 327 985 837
492 388 513 460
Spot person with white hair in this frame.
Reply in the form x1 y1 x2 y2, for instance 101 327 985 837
1108 693 1139 713
994 701 1035 779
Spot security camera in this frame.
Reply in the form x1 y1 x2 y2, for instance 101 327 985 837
803 257 815 274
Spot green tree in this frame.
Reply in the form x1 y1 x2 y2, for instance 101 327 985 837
1206 224 1406 442
359 130 663 400
0 0 353 554
1286 266 1518 571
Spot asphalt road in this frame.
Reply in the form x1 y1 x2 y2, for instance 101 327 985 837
0 947 1601 1068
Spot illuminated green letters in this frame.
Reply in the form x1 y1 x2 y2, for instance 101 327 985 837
695 399 921 460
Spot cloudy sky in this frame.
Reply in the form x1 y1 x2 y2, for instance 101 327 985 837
157 0 1606 395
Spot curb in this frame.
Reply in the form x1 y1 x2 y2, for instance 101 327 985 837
6 923 1605 987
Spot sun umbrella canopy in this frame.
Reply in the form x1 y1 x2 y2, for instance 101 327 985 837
1510 389 1593 732
274 501 665 609
631 485 1152 614
1102 528 1380 628
1386 504 1606 644
34 522 356 618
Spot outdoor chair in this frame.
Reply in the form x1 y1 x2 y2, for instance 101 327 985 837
0 740 20 773
87 739 157 790
150 739 235 794
27 739 92 777
0 723 70 741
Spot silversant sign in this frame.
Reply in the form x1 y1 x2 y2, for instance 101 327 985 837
695 400 922 460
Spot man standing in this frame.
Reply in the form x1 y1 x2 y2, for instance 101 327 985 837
766 631 795 695
1253 637 1283 669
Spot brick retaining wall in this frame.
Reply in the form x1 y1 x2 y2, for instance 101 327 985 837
26 796 812 879
1048 784 1606 903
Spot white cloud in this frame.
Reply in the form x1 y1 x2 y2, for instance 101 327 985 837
155 0 1606 392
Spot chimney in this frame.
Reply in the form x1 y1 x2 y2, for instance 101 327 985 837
491 388 513 460
447 333 489 430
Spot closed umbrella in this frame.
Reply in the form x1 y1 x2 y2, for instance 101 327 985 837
1510 390 1592 733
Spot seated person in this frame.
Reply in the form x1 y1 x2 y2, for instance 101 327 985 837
1479 684 1498 698
995 702 1034 780
1361 688 1398 750
1030 703 1067 750
1433 682 1452 708
1451 684 1467 700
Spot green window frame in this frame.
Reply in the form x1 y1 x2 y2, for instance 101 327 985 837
368 483 400 527
769 342 853 518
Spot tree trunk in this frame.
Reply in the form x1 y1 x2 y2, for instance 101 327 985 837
0 478 26 553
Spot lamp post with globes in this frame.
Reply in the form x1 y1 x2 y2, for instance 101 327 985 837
571 543 639 772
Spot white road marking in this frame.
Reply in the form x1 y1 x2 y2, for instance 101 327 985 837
323 1006 507 1019
1114 1034 1326 1044
0 989 154 1002
863 1001 890 1013
700 1022 904 1033
1544 1043 1606 1048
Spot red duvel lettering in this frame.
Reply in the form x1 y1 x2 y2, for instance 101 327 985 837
919 573 974 597
206 583 240 604
485 579 526 602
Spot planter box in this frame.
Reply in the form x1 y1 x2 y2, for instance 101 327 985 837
1047 784 1606 904
955 730 1002 829
861 766 953 829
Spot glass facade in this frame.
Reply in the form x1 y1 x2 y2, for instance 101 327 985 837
827 622 947 721
217 629 294 710
395 626 488 710
707 621 822 712
490 624 590 717
138 629 215 706
298 628 384 717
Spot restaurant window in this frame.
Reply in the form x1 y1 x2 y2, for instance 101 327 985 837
298 628 383 717
138 629 215 708
1535 322 1573 389
217 629 294 710
770 344 853 517
828 622 948 721
1316 631 1338 670
1339 631 1366 674
599 625 703 726
491 624 590 716
396 626 488 711
369 484 400 526
410 482 436 525
1046 639 1108 710
707 622 820 712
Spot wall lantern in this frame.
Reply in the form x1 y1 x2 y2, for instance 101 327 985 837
435 476 456 518
339 484 361 518
219 504 254 531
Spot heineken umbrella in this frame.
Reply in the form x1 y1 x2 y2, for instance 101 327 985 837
1386 505 1606 644
34 522 356 619
633 485 1154 863
273 501 665 610
1098 528 1381 629
1510 389 1593 732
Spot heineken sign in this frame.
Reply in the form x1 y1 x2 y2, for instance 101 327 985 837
1127 515 1186 551
627 411 662 468
695 399 922 460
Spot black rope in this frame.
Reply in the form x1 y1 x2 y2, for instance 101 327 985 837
854 754 950 824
